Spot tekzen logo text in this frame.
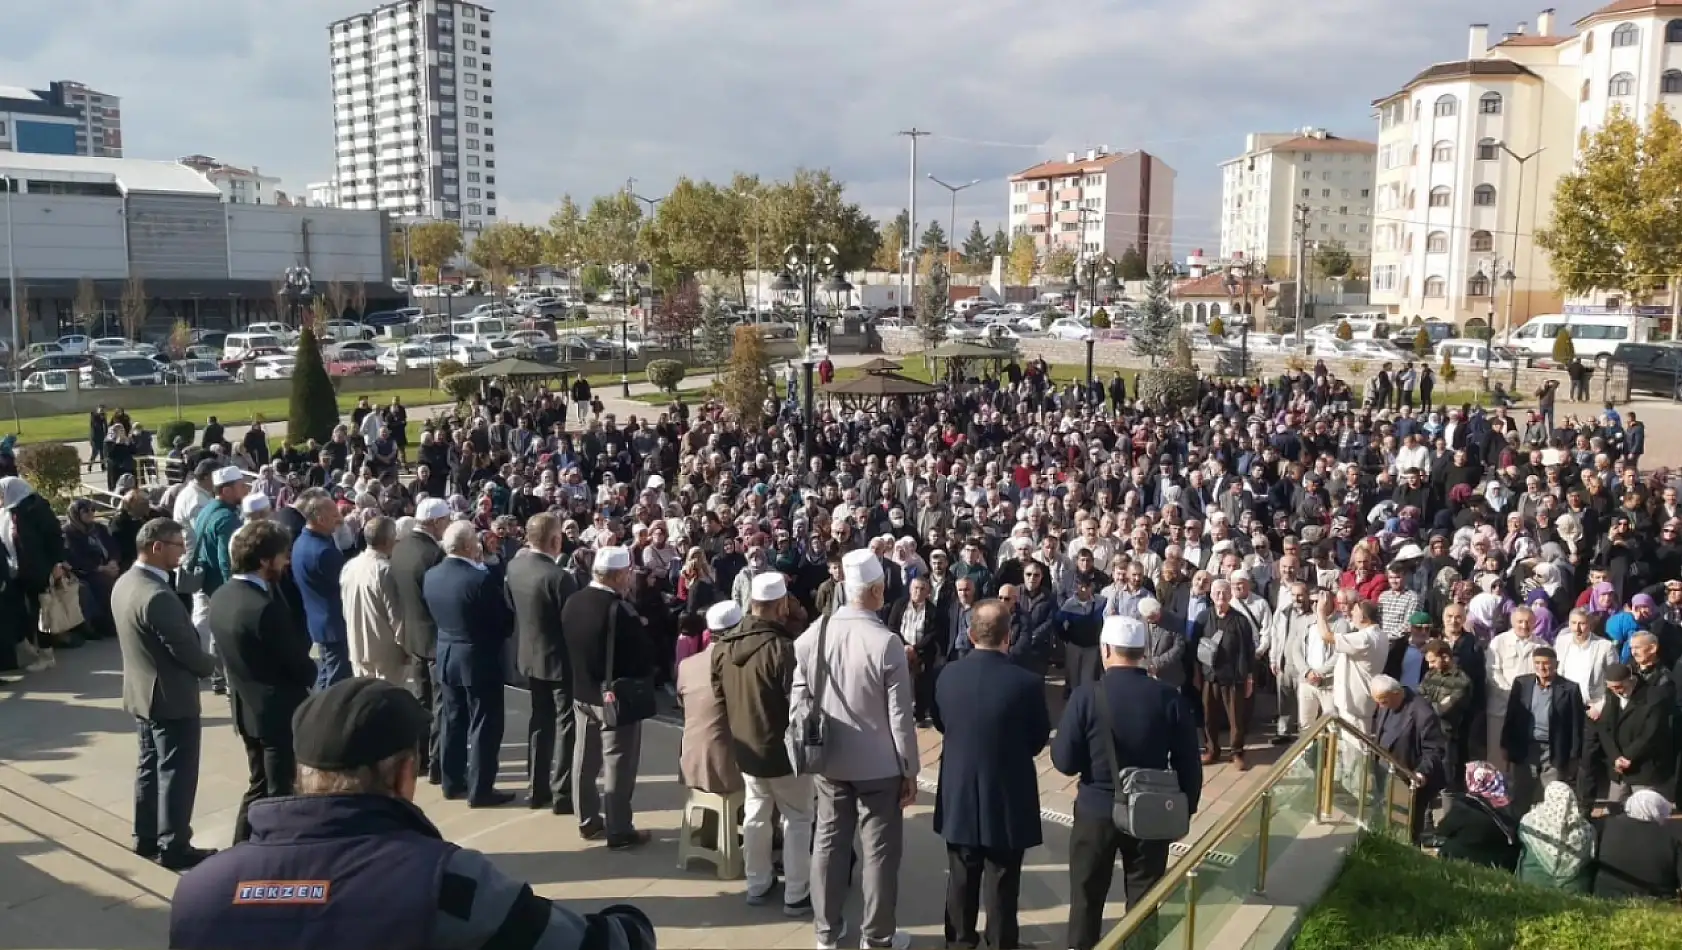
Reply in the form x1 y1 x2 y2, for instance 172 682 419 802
233 881 331 905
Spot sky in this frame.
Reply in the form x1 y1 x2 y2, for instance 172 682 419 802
0 0 1574 260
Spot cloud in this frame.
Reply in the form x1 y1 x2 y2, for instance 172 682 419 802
0 0 1551 255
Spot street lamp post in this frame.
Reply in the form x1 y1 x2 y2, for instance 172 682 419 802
926 175 981 277
2 174 17 390
771 242 841 461
1496 143 1543 336
610 263 638 397
1502 265 1519 391
733 189 765 312
1476 260 1497 392
1225 265 1254 380
282 265 313 328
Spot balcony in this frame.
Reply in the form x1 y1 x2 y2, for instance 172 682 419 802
1057 186 1083 202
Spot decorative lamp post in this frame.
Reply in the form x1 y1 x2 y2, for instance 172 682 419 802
776 242 841 460
610 262 638 396
282 265 313 327
1502 265 1519 390
1476 262 1494 391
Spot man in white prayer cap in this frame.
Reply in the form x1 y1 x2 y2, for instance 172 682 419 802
793 549 919 950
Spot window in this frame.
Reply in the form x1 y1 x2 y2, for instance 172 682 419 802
466 187 480 198
464 106 478 117
1428 186 1451 207
1322 188 1331 197
1434 94 1458 117
1361 188 1370 197
466 155 479 166
483 127 492 136
1669 20 1682 42
1470 230 1494 251
1301 188 1310 197
1480 92 1503 115
1467 273 1490 296
482 78 491 87
467 171 480 182
1424 276 1447 297
1611 72 1636 96
1612 22 1639 47
1581 78 1592 103
465 122 478 133
1478 137 1499 161
1432 140 1453 162
1474 184 1497 206
465 138 478 149
1406 189 1416 209
1665 70 1682 93
1426 231 1449 253
1584 30 1594 52
1410 145 1419 165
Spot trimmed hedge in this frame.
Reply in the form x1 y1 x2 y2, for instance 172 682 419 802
156 419 197 450
1136 367 1198 408
645 359 686 393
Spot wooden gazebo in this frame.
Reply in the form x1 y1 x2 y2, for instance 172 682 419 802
820 371 938 413
926 341 1015 385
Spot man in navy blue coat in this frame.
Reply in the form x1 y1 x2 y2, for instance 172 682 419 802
290 494 349 690
423 522 515 807
933 597 1051 950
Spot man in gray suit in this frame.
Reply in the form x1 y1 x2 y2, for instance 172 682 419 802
113 517 218 871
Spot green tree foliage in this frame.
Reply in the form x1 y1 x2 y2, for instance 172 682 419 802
1007 234 1037 286
642 177 744 284
439 368 480 407
155 420 196 450
1132 262 1179 365
582 190 644 271
719 326 770 426
917 260 951 354
645 359 686 393
872 211 905 272
1552 326 1577 363
1117 245 1149 281
919 220 948 256
1208 316 1226 337
1336 320 1354 341
757 168 880 272
961 221 991 272
1413 328 1432 356
696 288 736 373
1538 104 1682 300
990 227 1010 262
1044 246 1078 282
408 222 464 284
1090 308 1111 329
543 195 585 271
16 444 82 510
1315 240 1353 279
578 265 611 295
287 325 340 446
469 222 544 286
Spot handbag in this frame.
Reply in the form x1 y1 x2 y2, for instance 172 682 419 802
39 573 85 637
1095 678 1191 841
599 600 656 730
785 613 833 776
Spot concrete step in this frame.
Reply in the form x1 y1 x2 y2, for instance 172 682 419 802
0 763 175 948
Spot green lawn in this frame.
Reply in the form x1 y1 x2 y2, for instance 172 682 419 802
1294 835 1682 950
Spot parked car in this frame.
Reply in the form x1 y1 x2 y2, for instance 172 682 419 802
87 354 165 387
166 359 236 385
324 320 375 341
1436 339 1518 370
1611 341 1682 398
21 369 70 392
20 354 91 375
326 351 382 377
241 354 296 381
224 332 287 362
245 322 297 343
56 334 92 354
1047 318 1094 342
90 336 140 355
377 344 441 373
328 340 382 360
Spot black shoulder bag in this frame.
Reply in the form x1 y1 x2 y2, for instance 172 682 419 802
600 601 656 730
1094 679 1191 841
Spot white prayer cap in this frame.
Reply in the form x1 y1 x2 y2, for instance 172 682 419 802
596 546 632 570
212 465 247 488
647 474 665 490
416 498 452 522
842 549 884 587
241 493 271 516
1137 597 1162 619
1101 615 1148 649
705 601 742 630
751 572 788 602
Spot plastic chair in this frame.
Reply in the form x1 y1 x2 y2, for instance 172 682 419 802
676 788 744 879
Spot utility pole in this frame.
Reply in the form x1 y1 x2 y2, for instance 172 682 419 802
898 129 930 322
1292 202 1312 348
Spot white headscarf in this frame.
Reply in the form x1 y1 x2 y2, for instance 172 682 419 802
1626 789 1673 824
1518 782 1594 878
0 476 35 571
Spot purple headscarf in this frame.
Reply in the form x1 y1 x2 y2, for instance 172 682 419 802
1525 587 1557 645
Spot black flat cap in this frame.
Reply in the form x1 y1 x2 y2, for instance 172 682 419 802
293 679 431 771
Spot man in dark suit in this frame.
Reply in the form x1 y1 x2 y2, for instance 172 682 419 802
1052 613 1202 950
205 520 316 843
391 498 450 783
560 545 654 849
886 576 946 725
113 517 218 871
423 521 516 808
933 598 1050 950
505 512 580 814
1368 674 1449 842
1580 663 1674 811
1501 646 1585 814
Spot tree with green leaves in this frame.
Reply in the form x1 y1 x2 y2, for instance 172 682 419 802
918 220 948 258
1537 104 1682 302
469 222 544 289
642 177 743 285
961 221 991 272
916 260 951 358
287 325 340 446
578 265 610 296
872 216 904 273
1118 245 1149 281
582 190 643 272
1552 327 1577 363
1044 246 1078 282
1132 262 1178 366
1007 234 1037 286
544 194 585 272
408 221 464 284
1315 241 1353 280
756 168 880 272
697 288 736 375
718 325 770 427
990 227 1010 262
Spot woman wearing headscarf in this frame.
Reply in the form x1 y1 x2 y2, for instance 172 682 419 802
0 477 67 653
1435 761 1521 871
1516 782 1595 892
104 423 137 493
62 498 120 641
1592 789 1682 899
109 489 165 570
1467 574 1511 641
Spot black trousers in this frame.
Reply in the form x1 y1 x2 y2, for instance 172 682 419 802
438 642 506 802
914 653 941 721
526 676 576 805
1067 815 1170 950
945 844 1024 949
408 653 442 782
233 733 296 844
134 716 202 857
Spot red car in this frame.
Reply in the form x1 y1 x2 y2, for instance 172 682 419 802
326 352 382 377
219 346 284 374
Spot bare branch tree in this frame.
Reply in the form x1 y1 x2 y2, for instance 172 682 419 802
74 278 99 330
120 272 147 342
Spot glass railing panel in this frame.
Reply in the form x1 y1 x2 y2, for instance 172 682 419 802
1183 799 1264 949
1112 872 1192 950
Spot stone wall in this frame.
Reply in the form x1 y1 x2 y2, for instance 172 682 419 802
879 329 1632 403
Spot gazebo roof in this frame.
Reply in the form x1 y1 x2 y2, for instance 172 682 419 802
820 372 939 397
927 342 1015 359
464 357 578 379
856 357 905 374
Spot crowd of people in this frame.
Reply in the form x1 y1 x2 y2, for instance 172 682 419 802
7 351 1682 949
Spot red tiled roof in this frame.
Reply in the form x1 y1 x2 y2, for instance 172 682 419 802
1010 151 1135 181
1267 135 1375 154
1578 0 1682 23
1173 272 1279 299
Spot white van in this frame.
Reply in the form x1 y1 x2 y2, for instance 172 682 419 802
1307 317 1384 341
449 315 508 344
223 332 285 361
1506 312 1660 365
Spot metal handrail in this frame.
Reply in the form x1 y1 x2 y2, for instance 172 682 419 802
1096 713 1419 949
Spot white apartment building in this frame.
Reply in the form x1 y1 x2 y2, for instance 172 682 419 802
329 0 497 235
1219 129 1376 279
1370 2 1682 329
1007 148 1175 264
178 155 286 205
305 178 342 208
